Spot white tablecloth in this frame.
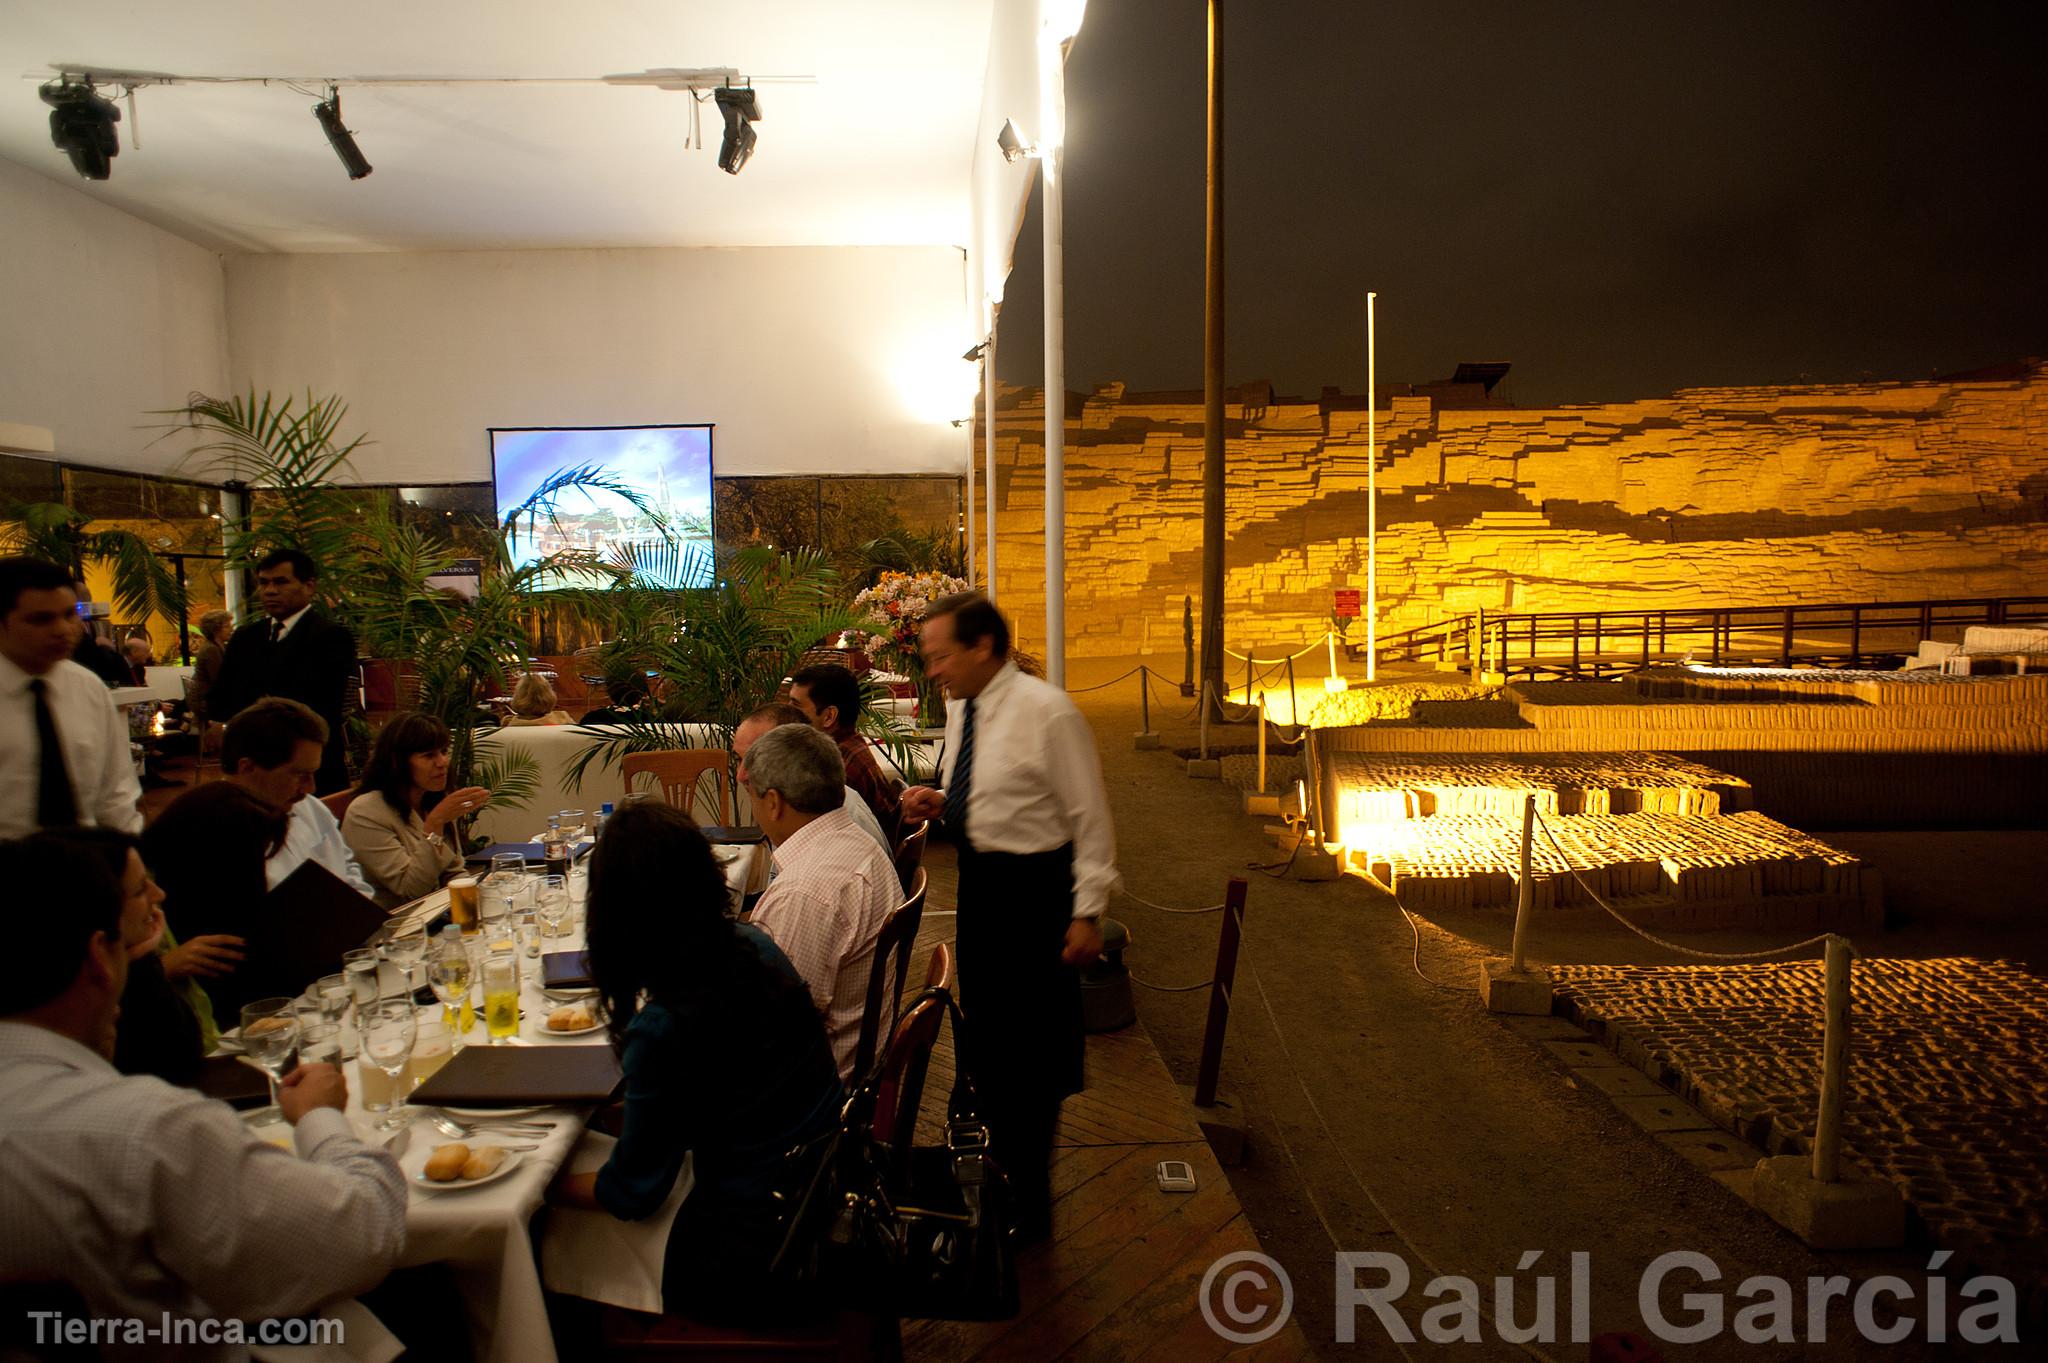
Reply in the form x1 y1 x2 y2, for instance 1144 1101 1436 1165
241 843 765 1363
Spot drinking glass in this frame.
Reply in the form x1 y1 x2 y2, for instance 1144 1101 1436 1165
379 931 428 998
361 1001 419 1131
428 954 474 1054
341 948 382 1013
489 851 527 881
536 874 570 938
314 972 352 1027
516 911 543 960
447 875 481 934
298 1020 343 1067
238 997 300 1120
558 809 587 842
483 954 520 1044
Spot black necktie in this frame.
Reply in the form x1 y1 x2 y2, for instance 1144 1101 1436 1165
943 698 976 845
268 620 282 645
29 678 79 829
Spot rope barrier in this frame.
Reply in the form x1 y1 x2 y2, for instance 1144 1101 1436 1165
1531 809 1843 962
1129 971 1219 993
1223 636 1331 665
1062 665 1146 694
1119 889 1225 915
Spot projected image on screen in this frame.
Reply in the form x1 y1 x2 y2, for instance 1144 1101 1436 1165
492 425 714 587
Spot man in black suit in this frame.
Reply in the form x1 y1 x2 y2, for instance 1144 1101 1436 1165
211 549 357 794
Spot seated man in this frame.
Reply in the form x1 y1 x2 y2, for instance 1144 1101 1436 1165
0 834 406 1359
734 703 889 857
742 724 901 1084
790 661 903 847
221 697 373 898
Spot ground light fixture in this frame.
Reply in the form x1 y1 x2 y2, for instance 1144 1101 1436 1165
996 118 1030 163
713 85 759 174
312 87 372 180
41 77 121 180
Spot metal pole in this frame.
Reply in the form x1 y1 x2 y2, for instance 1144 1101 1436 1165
1285 654 1297 725
966 349 979 591
1813 935 1852 1183
1043 145 1068 689
1256 691 1267 792
1197 0 1228 718
1198 679 1210 760
1511 794 1536 972
1366 290 1378 682
1181 595 1196 696
1139 666 1151 733
985 328 999 604
1193 877 1249 1107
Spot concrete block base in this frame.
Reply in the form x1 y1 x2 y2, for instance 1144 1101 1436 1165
1294 846 1344 881
1243 792 1282 815
1186 758 1221 779
1751 1155 1906 1249
1479 959 1555 1014
1183 1085 1248 1167
1133 732 1162 750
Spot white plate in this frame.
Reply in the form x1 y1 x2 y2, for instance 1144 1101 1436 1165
407 1143 525 1192
534 1016 606 1038
441 1104 553 1120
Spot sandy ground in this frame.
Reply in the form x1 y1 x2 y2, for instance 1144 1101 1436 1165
1057 654 2037 1360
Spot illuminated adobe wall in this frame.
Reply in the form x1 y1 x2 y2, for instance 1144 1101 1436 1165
987 363 2048 659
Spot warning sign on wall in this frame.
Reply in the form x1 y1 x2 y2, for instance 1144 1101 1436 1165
1333 589 1361 618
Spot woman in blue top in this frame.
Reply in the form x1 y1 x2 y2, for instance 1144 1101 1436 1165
549 799 842 1323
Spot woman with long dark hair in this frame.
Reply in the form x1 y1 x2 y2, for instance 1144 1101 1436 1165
143 782 291 1019
549 800 842 1323
341 712 489 909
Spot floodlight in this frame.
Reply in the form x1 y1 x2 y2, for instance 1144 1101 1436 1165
714 85 760 174
997 118 1029 163
41 78 120 180
313 89 373 179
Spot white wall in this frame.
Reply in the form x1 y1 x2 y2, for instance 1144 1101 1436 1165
0 159 228 472
224 246 976 483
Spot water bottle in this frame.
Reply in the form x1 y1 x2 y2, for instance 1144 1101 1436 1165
595 802 614 839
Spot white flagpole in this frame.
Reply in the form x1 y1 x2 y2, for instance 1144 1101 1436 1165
1367 291 1378 682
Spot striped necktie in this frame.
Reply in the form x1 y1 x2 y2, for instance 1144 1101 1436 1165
942 697 976 845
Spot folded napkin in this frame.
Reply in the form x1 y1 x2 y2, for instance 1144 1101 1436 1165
537 1131 693 1314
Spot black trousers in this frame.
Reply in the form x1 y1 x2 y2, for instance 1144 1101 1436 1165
954 842 1084 1237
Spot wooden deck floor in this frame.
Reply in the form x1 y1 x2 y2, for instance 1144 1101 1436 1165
900 847 1310 1363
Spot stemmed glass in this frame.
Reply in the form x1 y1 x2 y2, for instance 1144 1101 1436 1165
535 874 570 939
379 931 428 999
360 1001 419 1131
428 952 474 1055
558 809 587 842
313 973 352 1028
238 997 300 1121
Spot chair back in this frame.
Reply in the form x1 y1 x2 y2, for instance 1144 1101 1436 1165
923 940 954 994
892 818 928 897
320 787 362 821
852 868 926 1079
622 749 733 826
871 991 946 1161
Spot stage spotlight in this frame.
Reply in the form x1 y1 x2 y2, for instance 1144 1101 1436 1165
714 85 760 174
41 78 120 180
997 118 1029 164
312 88 373 180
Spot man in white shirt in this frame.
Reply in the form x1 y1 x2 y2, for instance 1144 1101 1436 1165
901 592 1121 1243
0 557 143 840
734 702 891 858
743 723 902 1084
0 833 406 1362
221 697 374 898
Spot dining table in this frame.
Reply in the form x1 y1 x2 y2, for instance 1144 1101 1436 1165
231 836 767 1363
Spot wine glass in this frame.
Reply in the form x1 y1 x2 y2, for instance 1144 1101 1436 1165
298 1020 343 1067
558 809 587 842
428 953 474 1055
379 931 429 998
238 997 300 1121
361 1001 419 1131
536 874 570 939
342 948 382 1013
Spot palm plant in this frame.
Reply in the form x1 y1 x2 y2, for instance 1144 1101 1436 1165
0 499 185 622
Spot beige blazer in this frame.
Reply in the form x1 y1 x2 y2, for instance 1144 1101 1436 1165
342 791 464 909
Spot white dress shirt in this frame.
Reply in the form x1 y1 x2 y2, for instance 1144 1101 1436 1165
938 661 1121 920
0 1020 406 1363
268 795 375 898
0 653 144 839
268 603 312 643
749 805 902 1083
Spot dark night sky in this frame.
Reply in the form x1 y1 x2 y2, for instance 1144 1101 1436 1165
995 0 2048 406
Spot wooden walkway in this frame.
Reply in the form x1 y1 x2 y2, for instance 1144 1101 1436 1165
900 849 1311 1363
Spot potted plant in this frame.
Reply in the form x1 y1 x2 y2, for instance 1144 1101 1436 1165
849 569 969 728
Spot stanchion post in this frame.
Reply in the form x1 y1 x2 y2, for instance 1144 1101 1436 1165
1256 692 1267 791
1135 666 1160 750
1813 935 1850 1184
1193 877 1249 1108
1285 655 1298 725
1198 679 1210 759
1511 794 1535 973
1181 596 1196 696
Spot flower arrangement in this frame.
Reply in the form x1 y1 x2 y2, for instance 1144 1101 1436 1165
850 570 969 665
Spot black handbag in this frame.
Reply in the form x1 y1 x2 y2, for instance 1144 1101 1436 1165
772 988 1020 1321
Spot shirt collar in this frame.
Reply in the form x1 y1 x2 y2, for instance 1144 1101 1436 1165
972 659 1021 709
272 604 313 639
771 804 854 869
0 650 35 694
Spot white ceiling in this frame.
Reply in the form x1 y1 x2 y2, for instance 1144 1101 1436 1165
0 0 995 254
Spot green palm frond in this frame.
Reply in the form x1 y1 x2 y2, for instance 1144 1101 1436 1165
0 501 187 622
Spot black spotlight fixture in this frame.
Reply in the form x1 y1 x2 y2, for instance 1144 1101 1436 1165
312 87 373 180
713 85 760 175
41 78 121 181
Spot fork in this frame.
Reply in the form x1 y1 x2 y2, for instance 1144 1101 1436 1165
429 1114 556 1140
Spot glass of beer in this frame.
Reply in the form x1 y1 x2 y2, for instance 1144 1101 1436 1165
483 954 520 1044
447 875 481 934
409 1018 452 1089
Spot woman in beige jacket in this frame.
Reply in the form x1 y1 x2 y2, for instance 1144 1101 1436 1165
342 712 490 909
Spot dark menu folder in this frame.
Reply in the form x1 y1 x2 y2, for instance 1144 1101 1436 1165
186 1055 274 1110
409 1043 622 1108
248 860 391 998
541 950 592 991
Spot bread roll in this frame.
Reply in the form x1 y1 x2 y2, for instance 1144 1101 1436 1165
547 1005 594 1031
424 1143 471 1182
460 1145 507 1180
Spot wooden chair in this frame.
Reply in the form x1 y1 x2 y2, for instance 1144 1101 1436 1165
320 787 362 822
923 940 953 994
852 869 926 1080
890 819 927 898
872 991 947 1168
623 749 733 826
